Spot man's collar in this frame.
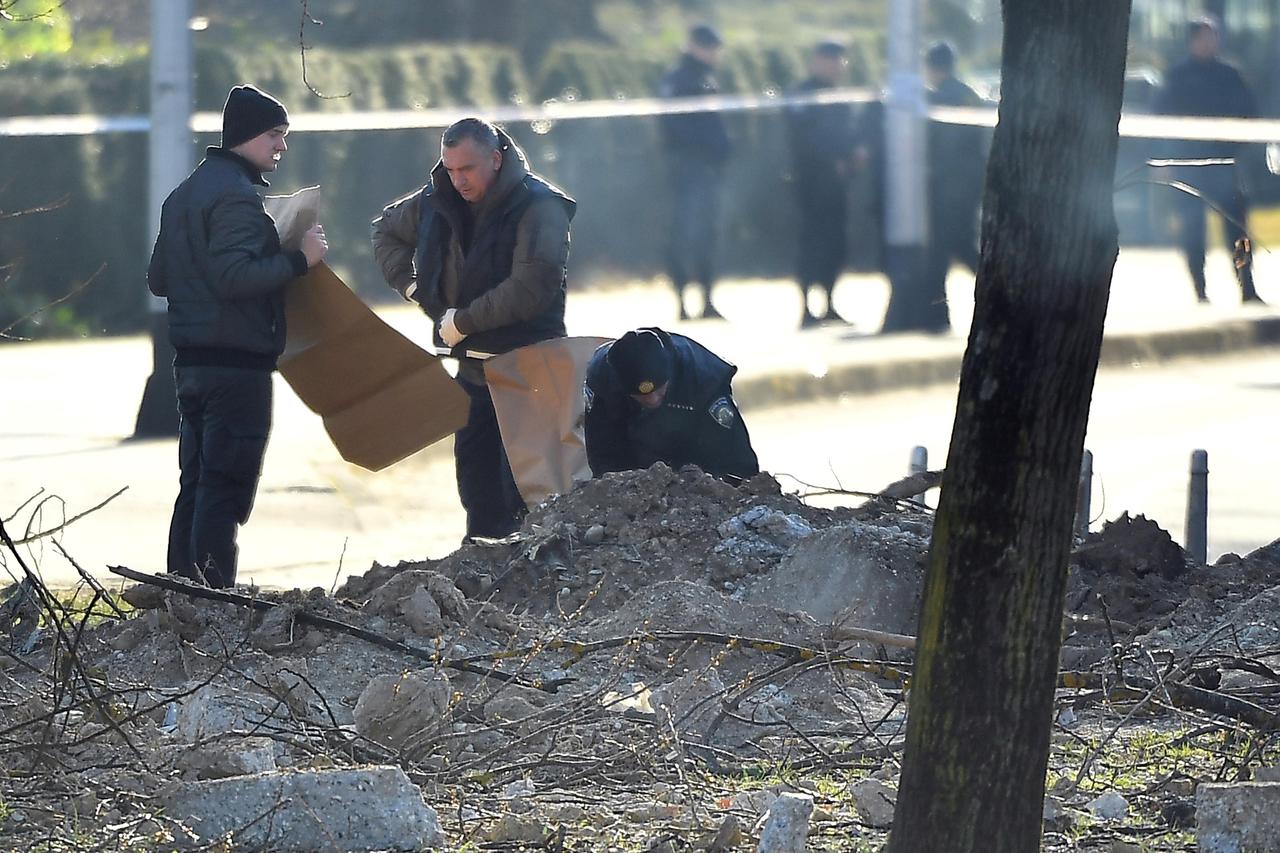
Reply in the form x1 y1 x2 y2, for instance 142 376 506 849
206 146 270 186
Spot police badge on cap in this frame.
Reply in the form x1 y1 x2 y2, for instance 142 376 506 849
607 330 672 396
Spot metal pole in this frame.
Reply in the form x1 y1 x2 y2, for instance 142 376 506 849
133 0 193 438
1075 449 1093 539
882 0 929 331
1185 449 1209 564
909 445 928 505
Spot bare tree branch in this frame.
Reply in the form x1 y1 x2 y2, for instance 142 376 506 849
298 0 350 100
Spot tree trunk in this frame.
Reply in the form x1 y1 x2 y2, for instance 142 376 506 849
886 3 1132 853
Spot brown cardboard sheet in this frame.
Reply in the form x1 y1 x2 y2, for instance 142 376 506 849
484 336 611 508
265 187 469 471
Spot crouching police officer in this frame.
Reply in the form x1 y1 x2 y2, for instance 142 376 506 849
583 328 759 482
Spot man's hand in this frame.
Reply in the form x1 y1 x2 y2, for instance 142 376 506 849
439 308 467 347
301 224 329 268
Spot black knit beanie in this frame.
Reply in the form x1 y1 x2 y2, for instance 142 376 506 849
608 330 673 395
221 85 289 149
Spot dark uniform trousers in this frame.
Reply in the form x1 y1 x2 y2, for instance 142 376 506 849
167 365 272 589
1172 163 1260 301
454 377 526 540
795 172 849 295
666 158 723 295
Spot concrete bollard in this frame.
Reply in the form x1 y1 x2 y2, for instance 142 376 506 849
909 446 928 506
1075 449 1093 539
1185 449 1208 564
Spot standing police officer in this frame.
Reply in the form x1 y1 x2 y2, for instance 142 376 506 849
1154 16 1264 304
148 84 329 588
786 40 858 327
658 25 732 320
583 328 758 482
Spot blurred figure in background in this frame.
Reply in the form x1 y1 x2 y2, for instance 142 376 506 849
1154 16 1264 304
658 24 732 321
786 40 858 327
913 41 988 333
924 42 985 276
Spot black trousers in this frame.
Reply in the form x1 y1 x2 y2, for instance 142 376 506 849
794 175 849 300
1172 164 1259 301
167 365 272 588
454 377 525 540
666 158 723 294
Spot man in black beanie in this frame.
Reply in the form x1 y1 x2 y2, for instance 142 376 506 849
583 328 758 482
147 83 329 588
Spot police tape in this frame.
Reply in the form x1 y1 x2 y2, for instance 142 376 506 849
2 85 1279 143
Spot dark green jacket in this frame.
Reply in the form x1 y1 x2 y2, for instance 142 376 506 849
147 148 307 369
370 129 574 362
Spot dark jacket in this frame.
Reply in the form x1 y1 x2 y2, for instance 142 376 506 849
584 329 759 482
658 53 732 164
1154 56 1257 160
147 148 308 369
370 129 575 362
786 77 857 186
927 76 987 215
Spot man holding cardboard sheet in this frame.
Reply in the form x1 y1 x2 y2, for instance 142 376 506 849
371 118 575 540
148 84 328 588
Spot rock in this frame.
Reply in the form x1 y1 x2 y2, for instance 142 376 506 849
502 777 536 800
729 788 781 816
106 615 155 652
1108 842 1141 853
1042 795 1078 832
173 737 277 780
1087 791 1129 821
716 506 814 563
405 584 445 637
748 523 927 634
583 524 606 545
120 583 166 610
1197 782 1280 853
365 570 466 636
1254 766 1280 783
707 814 743 852
353 672 450 753
485 813 548 845
175 685 275 744
160 765 444 851
849 778 897 828
251 606 300 650
756 792 814 853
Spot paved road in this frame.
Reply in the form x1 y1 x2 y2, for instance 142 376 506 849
2 251 1277 590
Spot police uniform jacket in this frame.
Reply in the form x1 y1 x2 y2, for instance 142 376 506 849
583 330 759 482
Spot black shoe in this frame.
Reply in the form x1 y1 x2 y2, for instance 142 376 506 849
1243 292 1268 306
701 302 725 320
801 312 822 329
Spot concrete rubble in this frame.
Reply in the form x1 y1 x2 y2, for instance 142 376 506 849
2 466 1279 850
1196 782 1280 853
160 765 445 851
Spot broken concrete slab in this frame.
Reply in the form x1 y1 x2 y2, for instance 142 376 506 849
756 792 814 853
170 736 276 780
175 684 276 744
160 765 444 851
849 777 897 829
1197 782 1280 853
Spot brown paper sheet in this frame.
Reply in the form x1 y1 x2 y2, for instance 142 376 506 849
484 337 611 508
265 188 469 472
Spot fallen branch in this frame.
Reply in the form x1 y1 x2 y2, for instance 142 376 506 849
1059 671 1280 731
107 566 567 693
